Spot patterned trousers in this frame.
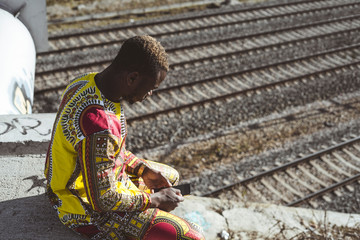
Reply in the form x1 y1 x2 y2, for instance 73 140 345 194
74 161 205 240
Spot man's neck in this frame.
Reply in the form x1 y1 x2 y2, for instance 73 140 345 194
95 72 116 102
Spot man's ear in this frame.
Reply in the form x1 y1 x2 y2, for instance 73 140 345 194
126 72 139 87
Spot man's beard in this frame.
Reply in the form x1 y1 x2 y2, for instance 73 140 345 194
123 93 149 104
123 95 136 104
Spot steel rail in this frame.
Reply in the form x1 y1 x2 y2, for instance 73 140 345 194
39 1 360 55
287 173 360 207
35 12 360 79
201 136 360 197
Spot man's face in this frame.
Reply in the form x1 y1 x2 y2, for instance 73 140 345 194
124 70 167 104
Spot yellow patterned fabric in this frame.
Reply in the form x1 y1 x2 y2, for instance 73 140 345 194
44 73 154 230
89 207 205 240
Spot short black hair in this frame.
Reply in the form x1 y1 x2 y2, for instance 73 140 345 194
113 35 169 77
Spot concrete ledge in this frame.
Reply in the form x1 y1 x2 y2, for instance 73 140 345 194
1 154 359 239
2 195 359 240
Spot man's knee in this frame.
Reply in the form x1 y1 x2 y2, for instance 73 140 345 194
143 220 205 240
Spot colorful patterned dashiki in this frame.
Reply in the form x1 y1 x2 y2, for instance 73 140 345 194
44 73 204 240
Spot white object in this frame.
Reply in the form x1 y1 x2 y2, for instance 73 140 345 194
0 8 35 114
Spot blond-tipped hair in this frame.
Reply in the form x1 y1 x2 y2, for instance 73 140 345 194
113 35 169 77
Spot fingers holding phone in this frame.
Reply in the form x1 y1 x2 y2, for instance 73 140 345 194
150 187 184 212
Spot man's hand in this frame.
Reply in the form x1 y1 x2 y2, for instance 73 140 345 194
150 187 184 212
142 166 171 192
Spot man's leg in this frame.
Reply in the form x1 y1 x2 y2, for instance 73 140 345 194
75 208 204 240
143 209 205 240
75 162 203 239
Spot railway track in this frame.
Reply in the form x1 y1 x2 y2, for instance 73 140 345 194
37 42 360 122
34 0 360 153
34 0 360 114
36 0 360 80
43 0 359 52
202 136 360 208
36 13 360 86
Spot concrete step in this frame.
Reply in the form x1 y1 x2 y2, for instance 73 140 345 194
1 154 359 239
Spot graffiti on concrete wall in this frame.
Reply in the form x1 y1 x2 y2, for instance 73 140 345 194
0 117 51 136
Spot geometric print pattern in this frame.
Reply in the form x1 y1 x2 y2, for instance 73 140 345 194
61 87 102 145
147 210 204 240
78 133 151 213
90 209 157 240
75 161 204 240
77 207 205 240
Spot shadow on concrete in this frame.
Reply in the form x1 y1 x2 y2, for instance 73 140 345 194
0 194 85 239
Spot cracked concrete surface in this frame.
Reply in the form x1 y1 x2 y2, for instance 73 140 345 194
1 115 360 239
173 196 360 239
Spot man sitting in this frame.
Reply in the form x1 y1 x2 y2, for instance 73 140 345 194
45 35 205 240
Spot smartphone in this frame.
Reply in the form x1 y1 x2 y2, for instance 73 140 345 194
173 183 191 195
154 183 191 195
